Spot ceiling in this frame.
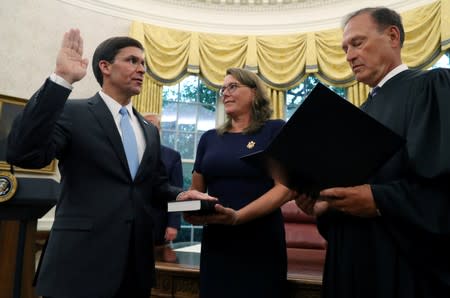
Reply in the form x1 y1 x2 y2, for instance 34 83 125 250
60 0 435 34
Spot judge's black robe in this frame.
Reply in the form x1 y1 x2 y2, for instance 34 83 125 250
318 68 450 298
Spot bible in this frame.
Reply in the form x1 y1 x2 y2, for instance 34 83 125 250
240 83 405 197
168 199 217 215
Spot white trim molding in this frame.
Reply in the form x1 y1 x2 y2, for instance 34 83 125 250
58 0 436 34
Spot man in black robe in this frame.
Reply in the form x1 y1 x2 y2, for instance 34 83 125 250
295 7 450 297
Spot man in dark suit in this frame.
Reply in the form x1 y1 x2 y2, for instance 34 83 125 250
143 113 182 246
7 28 213 298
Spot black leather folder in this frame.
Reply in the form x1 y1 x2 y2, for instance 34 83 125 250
240 83 405 196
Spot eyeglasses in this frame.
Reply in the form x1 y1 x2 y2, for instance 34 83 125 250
219 83 246 97
110 55 147 72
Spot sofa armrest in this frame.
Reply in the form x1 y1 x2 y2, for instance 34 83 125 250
282 201 327 250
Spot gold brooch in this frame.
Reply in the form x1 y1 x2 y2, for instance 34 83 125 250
246 141 255 149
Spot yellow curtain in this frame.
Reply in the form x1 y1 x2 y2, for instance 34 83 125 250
401 1 442 69
198 33 248 86
315 28 355 87
347 82 371 107
143 24 192 82
257 34 307 89
129 0 448 111
132 73 163 114
266 86 285 120
442 0 450 51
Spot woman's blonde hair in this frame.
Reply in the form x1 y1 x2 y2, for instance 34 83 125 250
217 68 273 135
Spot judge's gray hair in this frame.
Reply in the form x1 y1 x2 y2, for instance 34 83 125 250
343 7 405 47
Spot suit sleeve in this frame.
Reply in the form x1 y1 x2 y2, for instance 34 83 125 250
167 151 183 229
151 146 183 209
7 79 71 168
169 151 183 188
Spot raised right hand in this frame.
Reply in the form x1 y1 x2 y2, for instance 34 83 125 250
55 28 88 84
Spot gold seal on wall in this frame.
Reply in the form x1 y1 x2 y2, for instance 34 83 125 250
246 141 256 149
0 171 18 203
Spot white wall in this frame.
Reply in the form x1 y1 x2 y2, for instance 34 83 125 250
0 0 131 230
61 0 436 35
0 0 131 100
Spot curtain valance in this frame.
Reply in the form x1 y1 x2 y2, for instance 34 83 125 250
130 0 449 113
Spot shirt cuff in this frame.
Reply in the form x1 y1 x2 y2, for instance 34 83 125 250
49 73 73 90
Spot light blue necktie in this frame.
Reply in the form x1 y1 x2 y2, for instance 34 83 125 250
119 107 139 179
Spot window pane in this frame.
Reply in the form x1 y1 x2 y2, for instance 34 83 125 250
161 101 177 130
286 76 346 120
176 227 194 243
197 103 216 132
177 103 197 132
193 226 203 242
430 51 450 69
162 84 179 102
182 162 193 190
161 131 176 148
198 80 218 106
180 76 199 103
178 132 195 159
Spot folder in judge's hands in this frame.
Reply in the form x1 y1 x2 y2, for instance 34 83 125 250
240 83 405 197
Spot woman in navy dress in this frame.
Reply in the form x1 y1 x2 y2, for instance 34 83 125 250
184 68 293 298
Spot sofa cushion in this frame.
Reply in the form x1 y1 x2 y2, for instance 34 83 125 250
282 201 327 250
285 222 327 249
281 201 317 224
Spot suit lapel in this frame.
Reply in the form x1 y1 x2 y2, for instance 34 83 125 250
88 94 130 175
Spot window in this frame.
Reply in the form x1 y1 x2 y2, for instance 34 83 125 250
286 76 346 120
430 51 450 69
161 75 218 243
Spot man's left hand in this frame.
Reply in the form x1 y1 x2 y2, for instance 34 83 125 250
164 227 178 242
320 184 379 217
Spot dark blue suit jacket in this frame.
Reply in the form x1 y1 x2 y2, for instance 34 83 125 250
7 79 181 298
152 145 183 245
